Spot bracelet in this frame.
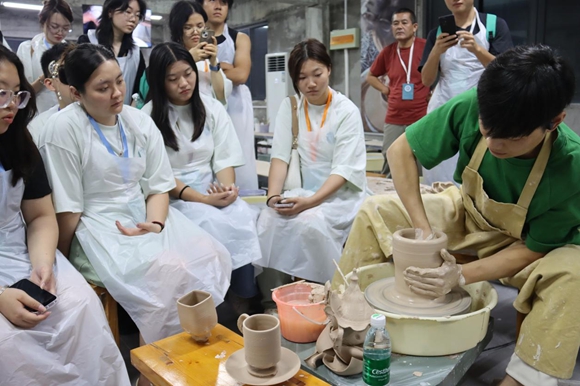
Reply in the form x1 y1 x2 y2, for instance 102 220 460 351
178 185 190 200
266 195 281 207
152 221 165 232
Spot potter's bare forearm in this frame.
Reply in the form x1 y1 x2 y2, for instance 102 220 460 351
421 51 441 87
461 241 545 284
267 158 288 197
387 135 431 233
210 69 226 104
474 48 495 67
21 195 58 270
170 178 207 203
367 73 389 94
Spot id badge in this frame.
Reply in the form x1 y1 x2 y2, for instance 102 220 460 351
402 83 414 100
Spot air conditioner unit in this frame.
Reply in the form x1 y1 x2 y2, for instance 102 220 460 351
265 52 292 132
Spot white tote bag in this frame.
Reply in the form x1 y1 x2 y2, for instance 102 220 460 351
283 95 302 191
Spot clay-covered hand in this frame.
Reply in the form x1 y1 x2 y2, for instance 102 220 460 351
403 249 466 298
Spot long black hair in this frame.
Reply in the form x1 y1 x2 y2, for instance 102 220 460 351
169 1 208 45
60 43 117 94
148 42 206 151
97 0 146 57
0 46 38 186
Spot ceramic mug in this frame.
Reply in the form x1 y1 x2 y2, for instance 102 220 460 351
177 290 217 342
237 313 281 377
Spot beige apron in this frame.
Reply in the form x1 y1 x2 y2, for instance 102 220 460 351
335 131 580 378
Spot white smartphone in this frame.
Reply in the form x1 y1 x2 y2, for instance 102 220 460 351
274 202 295 208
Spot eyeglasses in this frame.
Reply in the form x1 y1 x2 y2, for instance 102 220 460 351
0 90 31 109
47 23 72 34
183 25 205 36
120 9 142 21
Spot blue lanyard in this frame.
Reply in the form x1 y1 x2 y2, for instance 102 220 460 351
43 37 51 49
0 160 4 172
87 115 129 157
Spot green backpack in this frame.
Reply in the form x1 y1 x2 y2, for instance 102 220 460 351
436 13 497 42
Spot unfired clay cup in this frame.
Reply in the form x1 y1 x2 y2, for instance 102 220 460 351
392 228 448 300
177 290 217 342
237 313 281 377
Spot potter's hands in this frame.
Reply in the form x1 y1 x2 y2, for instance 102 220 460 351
30 264 56 295
456 31 482 54
414 227 434 240
403 249 466 298
203 37 218 66
116 221 162 236
0 288 50 328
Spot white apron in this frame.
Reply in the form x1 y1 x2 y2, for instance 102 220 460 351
72 112 231 343
256 92 367 283
88 30 140 105
217 24 258 190
16 33 59 113
162 104 262 270
0 169 129 385
423 8 490 185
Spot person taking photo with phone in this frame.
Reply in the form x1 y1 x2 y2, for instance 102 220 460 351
419 0 513 185
366 8 429 177
197 0 258 191
136 0 231 108
0 45 130 386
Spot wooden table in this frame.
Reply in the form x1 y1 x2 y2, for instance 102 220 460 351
131 324 330 386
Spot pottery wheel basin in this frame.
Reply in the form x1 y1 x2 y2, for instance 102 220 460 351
346 262 497 356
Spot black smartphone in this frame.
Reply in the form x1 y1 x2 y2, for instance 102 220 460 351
10 278 57 313
438 15 458 36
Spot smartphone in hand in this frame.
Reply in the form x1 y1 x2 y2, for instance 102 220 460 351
201 29 215 44
274 202 295 208
438 15 458 36
10 278 57 313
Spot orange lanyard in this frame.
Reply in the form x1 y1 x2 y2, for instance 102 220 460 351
304 89 332 132
204 60 209 72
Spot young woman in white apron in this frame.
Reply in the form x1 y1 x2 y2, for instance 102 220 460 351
143 42 261 298
17 0 73 113
78 0 146 106
0 46 129 386
423 7 489 185
200 0 258 190
38 44 232 348
256 40 368 307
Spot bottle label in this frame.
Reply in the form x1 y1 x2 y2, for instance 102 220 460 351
363 356 390 385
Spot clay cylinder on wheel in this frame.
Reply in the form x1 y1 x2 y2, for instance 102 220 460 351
392 229 448 299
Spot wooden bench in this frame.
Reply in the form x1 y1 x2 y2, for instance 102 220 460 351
90 284 120 346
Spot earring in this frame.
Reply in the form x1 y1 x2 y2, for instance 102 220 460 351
57 91 62 101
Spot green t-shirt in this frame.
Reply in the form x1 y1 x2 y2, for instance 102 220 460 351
406 88 580 253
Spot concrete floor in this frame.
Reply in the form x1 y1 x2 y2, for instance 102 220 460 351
120 283 580 385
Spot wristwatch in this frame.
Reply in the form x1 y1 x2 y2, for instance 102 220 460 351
209 62 221 72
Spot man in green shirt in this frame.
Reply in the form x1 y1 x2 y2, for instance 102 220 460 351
334 45 580 386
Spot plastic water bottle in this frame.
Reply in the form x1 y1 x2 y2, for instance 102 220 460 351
363 314 391 386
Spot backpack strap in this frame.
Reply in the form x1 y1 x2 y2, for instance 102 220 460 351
290 95 299 150
436 26 442 38
486 13 497 41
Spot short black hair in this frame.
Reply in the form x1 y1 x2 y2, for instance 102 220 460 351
392 7 416 24
288 39 332 95
478 45 575 139
61 43 117 94
40 42 71 78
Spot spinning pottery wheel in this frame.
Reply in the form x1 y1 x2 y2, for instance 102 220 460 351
365 229 471 317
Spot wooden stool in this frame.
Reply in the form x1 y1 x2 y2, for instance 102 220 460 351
91 284 120 346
